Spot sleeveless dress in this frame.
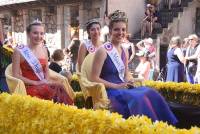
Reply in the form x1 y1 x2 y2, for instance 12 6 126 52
20 59 74 105
100 51 177 125
166 48 184 82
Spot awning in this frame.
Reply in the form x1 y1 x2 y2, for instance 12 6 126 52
0 0 83 11
0 0 37 6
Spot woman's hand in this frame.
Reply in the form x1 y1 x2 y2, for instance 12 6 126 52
113 83 128 89
33 79 49 85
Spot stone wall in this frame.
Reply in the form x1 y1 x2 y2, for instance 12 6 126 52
44 7 57 34
160 0 200 45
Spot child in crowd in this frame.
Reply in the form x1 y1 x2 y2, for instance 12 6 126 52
49 49 72 82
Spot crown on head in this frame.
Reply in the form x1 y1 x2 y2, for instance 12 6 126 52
108 10 128 22
85 18 100 28
30 19 42 25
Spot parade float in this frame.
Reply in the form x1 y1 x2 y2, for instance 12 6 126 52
144 81 200 128
1 44 200 132
0 93 199 134
0 44 13 91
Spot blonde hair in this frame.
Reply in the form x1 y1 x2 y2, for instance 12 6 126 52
169 36 182 48
188 34 199 42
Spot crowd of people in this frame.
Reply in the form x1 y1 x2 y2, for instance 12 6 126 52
165 34 200 84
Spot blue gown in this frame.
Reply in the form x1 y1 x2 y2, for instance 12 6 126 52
166 48 184 82
100 51 177 125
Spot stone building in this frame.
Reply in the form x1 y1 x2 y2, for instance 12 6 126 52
0 0 107 50
0 0 146 50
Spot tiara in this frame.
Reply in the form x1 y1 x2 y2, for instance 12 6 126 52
30 19 42 25
109 10 128 22
85 18 100 28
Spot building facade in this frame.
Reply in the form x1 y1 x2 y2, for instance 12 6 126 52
0 0 107 50
0 0 147 50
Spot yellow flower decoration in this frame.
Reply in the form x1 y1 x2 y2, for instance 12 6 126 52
0 93 199 133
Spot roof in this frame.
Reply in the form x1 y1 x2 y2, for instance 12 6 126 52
0 0 37 6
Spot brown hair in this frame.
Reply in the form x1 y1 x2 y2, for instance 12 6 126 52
26 20 44 34
51 49 64 61
85 19 101 39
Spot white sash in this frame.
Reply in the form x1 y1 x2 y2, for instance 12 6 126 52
17 44 45 80
104 42 125 82
82 39 96 53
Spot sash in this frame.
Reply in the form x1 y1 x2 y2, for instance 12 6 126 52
17 44 45 80
82 39 96 53
104 42 125 82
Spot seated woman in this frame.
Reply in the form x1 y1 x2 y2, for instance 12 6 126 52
90 10 177 125
135 50 151 80
77 19 102 72
12 21 74 105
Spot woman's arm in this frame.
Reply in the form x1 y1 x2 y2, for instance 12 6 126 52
12 48 41 85
77 43 87 72
43 47 50 80
138 61 150 79
124 49 134 82
90 48 127 89
136 40 145 50
128 43 135 62
174 48 185 63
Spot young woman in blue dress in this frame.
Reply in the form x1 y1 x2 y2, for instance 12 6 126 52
90 10 177 125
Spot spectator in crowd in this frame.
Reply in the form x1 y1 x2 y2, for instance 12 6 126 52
67 36 80 73
121 33 135 71
77 18 102 72
141 4 160 38
166 36 185 82
182 37 190 56
185 34 199 83
136 37 156 69
43 40 50 61
135 50 151 80
49 49 72 82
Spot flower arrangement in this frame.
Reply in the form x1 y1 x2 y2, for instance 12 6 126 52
0 45 13 69
3 44 14 54
144 81 200 106
71 73 79 81
74 91 85 108
71 74 81 92
0 93 199 133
